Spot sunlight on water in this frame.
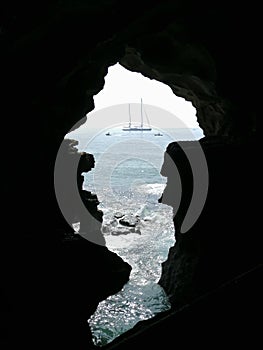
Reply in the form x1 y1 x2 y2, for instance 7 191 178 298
69 127 202 346
87 183 175 346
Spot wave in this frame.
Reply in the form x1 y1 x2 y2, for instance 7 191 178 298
137 183 166 196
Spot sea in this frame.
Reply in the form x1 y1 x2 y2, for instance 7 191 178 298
66 126 204 346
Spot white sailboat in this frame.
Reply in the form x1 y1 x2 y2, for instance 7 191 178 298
122 98 152 131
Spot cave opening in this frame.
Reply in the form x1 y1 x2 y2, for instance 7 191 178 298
66 62 204 346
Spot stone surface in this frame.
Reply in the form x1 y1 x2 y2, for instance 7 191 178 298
114 212 125 219
0 1 259 349
119 214 140 227
158 136 260 305
103 214 141 236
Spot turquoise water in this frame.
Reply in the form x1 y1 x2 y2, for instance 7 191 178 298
67 127 203 346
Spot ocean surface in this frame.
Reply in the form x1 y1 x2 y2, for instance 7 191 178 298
67 126 203 346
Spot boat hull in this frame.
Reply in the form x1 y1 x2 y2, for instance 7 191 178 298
122 127 152 131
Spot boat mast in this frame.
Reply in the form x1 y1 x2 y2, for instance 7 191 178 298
128 104 131 128
140 98 143 128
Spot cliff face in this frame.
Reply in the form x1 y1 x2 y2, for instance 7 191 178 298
1 138 131 349
158 136 260 305
0 1 259 349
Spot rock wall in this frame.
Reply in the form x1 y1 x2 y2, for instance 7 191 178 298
1 137 131 349
0 1 259 348
158 136 260 305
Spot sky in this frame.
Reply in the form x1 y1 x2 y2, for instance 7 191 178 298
68 63 201 133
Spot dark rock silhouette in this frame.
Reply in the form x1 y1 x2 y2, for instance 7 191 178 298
119 214 139 227
103 213 141 236
1 137 131 349
114 212 125 219
159 137 260 306
0 1 259 349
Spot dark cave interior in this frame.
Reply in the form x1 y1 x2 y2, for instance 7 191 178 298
0 1 260 349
